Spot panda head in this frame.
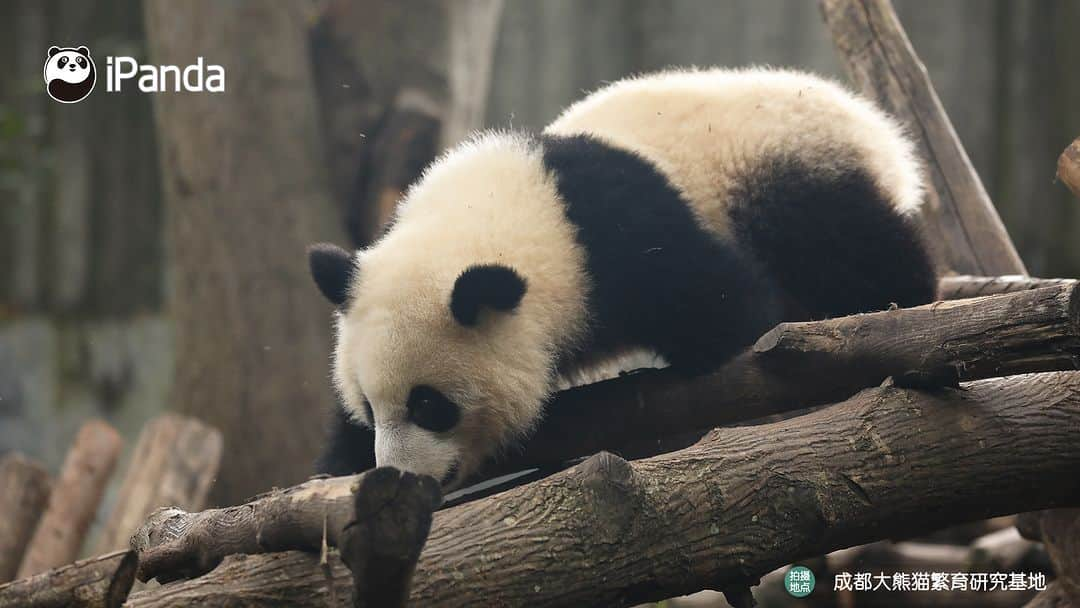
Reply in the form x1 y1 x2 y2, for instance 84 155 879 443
308 133 590 490
43 46 96 103
310 244 538 489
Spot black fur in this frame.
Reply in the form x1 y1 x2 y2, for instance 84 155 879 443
450 264 527 326
542 134 784 371
726 153 937 319
315 404 375 476
308 243 355 307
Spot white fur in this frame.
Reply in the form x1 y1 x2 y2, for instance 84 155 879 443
334 133 590 485
333 68 923 487
546 67 924 237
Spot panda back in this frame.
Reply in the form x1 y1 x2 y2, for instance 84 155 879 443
544 68 924 240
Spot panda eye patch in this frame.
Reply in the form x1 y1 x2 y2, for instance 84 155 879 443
58 57 68 67
77 57 87 68
406 385 460 433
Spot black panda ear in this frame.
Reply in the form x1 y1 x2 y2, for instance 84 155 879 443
308 243 356 307
48 46 60 58
450 264 527 326
76 46 90 57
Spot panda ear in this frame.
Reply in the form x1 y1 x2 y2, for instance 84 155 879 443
48 46 60 58
450 264 527 326
76 46 90 57
308 243 356 307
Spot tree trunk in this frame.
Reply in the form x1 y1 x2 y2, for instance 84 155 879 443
819 0 1026 277
143 0 346 504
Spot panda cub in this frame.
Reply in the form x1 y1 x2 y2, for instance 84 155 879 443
310 68 937 488
43 46 96 104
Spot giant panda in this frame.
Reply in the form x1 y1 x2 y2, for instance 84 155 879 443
309 68 937 488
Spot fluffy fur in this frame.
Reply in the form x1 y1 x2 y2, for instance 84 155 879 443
313 68 936 487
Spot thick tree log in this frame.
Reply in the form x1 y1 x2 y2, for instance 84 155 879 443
0 551 136 608
92 414 222 555
0 453 52 583
493 283 1080 474
819 0 1026 276
127 372 1080 606
1021 509 1080 606
1059 137 1080 200
17 420 122 578
937 275 1077 300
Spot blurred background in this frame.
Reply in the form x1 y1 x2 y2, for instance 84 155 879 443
1 0 1078 513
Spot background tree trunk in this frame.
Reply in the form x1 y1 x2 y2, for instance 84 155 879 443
143 0 346 504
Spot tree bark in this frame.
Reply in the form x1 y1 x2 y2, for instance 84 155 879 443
1020 509 1080 606
1024 582 1073 608
491 282 1080 475
126 371 1080 607
819 0 1026 277
129 468 440 607
0 454 52 583
0 551 136 608
341 468 441 608
92 414 222 554
143 0 347 505
17 420 122 578
937 275 1077 300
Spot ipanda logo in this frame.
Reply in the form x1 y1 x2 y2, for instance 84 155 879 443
44 45 225 104
44 46 96 103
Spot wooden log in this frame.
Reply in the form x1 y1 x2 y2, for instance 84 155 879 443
1059 137 1080 200
819 0 1026 277
92 414 222 555
125 371 1080 606
752 283 1080 385
340 468 441 608
493 282 1080 475
937 275 1077 300
1021 509 1080 606
130 469 440 607
0 551 136 608
17 420 122 578
0 454 52 583
828 530 1047 577
1024 582 1072 608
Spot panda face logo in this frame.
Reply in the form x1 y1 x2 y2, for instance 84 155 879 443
43 46 96 103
